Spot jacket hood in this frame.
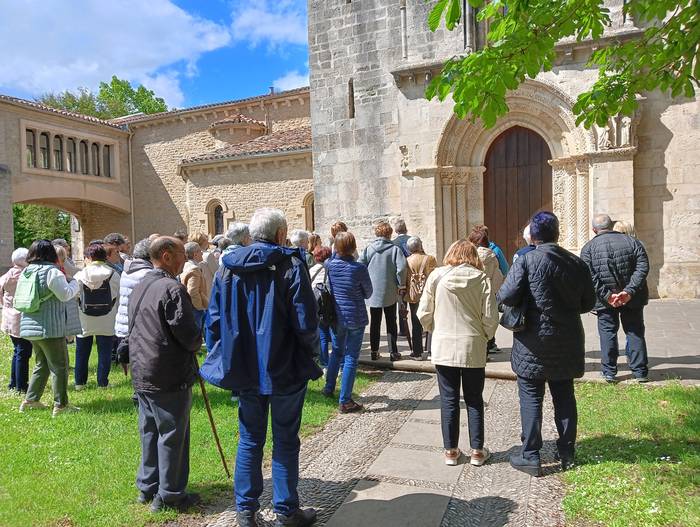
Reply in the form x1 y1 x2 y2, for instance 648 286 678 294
221 241 302 274
440 264 486 292
75 262 115 290
369 238 397 253
124 258 153 275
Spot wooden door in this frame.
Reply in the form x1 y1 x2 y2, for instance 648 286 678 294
484 126 552 262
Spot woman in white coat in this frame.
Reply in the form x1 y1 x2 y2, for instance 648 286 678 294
73 243 120 389
417 239 499 467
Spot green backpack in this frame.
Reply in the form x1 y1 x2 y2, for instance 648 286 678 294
13 268 47 313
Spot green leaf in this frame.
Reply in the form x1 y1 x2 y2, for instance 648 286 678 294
428 0 449 31
445 0 462 31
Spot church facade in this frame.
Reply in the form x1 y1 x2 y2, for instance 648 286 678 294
308 0 700 298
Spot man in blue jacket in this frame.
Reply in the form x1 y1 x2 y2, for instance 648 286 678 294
200 208 322 527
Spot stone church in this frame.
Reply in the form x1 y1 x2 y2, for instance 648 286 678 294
308 0 699 298
0 0 698 298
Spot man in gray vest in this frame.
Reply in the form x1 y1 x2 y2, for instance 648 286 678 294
128 237 202 512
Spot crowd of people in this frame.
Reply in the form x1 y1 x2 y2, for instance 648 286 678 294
0 206 650 526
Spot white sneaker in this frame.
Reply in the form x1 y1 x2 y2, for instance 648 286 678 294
74 384 86 391
19 400 48 412
444 448 461 466
470 447 492 466
52 405 81 417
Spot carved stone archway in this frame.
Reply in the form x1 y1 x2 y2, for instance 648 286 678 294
433 79 603 255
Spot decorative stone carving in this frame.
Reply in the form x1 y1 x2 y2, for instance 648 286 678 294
593 112 639 151
399 145 409 170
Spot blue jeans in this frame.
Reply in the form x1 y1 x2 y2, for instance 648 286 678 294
597 307 649 378
9 336 32 392
324 325 365 404
318 324 331 367
75 335 115 386
235 382 307 516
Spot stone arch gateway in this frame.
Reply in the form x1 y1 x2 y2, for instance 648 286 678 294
434 80 599 257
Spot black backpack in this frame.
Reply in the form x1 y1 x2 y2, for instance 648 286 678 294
312 265 336 327
79 272 116 316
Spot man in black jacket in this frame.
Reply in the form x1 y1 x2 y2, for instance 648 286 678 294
581 214 650 383
128 236 202 512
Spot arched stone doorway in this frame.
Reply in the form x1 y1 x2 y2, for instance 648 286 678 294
484 126 552 261
433 79 601 258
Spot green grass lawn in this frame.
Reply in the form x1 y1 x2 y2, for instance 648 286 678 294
565 382 700 527
0 336 377 527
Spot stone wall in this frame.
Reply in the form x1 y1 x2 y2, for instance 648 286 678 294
182 154 313 234
0 101 130 271
309 1 700 297
130 92 310 240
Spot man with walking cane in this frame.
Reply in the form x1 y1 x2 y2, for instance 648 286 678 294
200 208 323 527
128 236 203 512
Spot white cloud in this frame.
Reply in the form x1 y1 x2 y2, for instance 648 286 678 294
231 0 307 48
0 0 231 108
273 70 309 91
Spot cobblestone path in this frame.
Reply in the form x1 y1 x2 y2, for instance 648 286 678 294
204 370 567 527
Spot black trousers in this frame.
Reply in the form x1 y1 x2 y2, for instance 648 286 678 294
136 389 192 503
369 304 398 354
436 365 485 450
408 303 424 355
596 306 649 378
516 376 577 462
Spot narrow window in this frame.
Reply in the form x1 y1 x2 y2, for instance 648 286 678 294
348 78 355 119
103 144 111 178
67 138 76 172
39 132 49 169
53 136 63 171
91 143 100 176
214 205 224 235
80 141 89 174
25 130 36 168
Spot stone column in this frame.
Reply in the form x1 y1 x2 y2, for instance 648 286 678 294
86 142 93 175
0 164 13 275
47 132 54 170
550 158 578 251
98 143 104 177
576 162 590 249
437 165 485 256
399 0 408 59
62 136 69 172
465 3 476 52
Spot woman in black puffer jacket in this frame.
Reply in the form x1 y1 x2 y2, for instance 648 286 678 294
497 211 595 476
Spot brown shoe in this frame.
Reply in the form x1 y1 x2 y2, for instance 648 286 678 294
444 448 461 466
339 400 364 414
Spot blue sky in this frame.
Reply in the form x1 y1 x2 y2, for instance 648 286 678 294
0 0 309 110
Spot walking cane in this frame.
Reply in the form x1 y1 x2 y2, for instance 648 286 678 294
195 357 231 479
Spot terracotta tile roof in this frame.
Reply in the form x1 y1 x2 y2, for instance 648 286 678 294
110 86 309 125
183 126 311 165
0 94 125 130
210 114 266 128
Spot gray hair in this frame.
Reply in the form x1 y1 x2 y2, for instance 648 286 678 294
523 224 532 245
250 208 287 242
132 238 151 260
592 214 614 231
289 229 309 247
218 238 233 250
225 222 250 245
406 236 423 254
184 241 201 259
52 238 69 249
104 232 126 246
393 218 407 234
11 247 29 267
